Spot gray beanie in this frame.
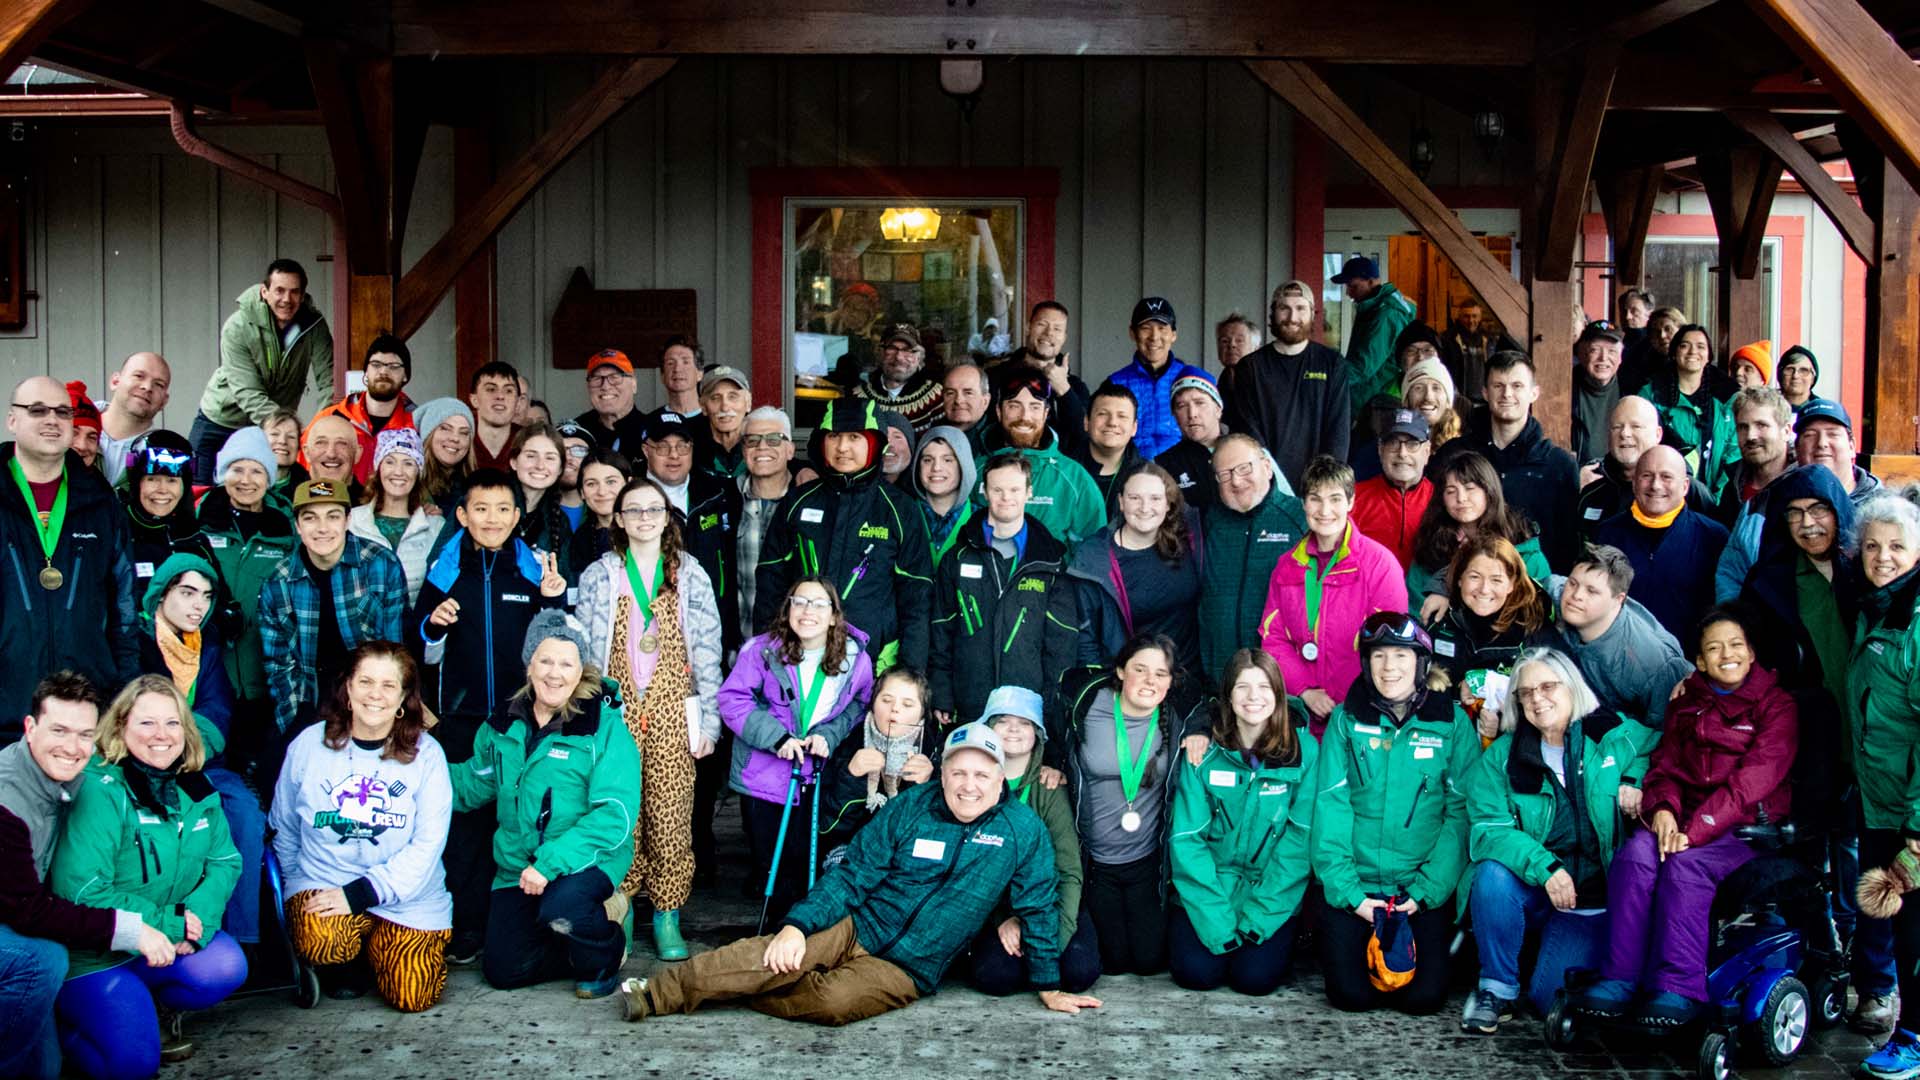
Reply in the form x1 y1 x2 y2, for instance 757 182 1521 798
215 426 278 486
413 397 475 443
522 609 592 665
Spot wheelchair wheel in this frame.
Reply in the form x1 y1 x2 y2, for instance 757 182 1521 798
1697 1032 1730 1080
1745 976 1810 1066
1543 992 1579 1050
1808 972 1848 1029
293 963 322 1010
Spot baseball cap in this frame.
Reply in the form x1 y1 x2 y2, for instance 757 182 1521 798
883 323 922 349
1379 408 1431 443
642 410 693 443
1131 297 1177 329
1577 319 1624 346
1331 256 1381 284
699 365 750 397
291 479 351 510
1797 397 1852 432
553 419 597 447
587 348 633 375
941 722 1006 767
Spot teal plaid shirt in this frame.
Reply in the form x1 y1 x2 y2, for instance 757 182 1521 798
257 533 407 732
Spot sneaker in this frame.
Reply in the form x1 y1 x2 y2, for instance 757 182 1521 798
1460 989 1514 1034
603 890 631 927
1636 991 1703 1029
1573 978 1636 1019
575 974 620 999
652 909 689 962
1861 1028 1920 1080
1854 992 1902 1035
158 1009 194 1064
447 932 483 967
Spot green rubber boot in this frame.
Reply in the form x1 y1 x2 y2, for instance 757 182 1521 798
652 909 689 961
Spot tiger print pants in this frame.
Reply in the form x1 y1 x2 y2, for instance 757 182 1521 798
285 891 451 1012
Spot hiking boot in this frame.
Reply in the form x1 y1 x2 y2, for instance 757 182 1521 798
1861 1028 1920 1080
1636 991 1703 1029
1572 978 1636 1019
446 932 483 966
1854 992 1902 1035
158 1009 194 1064
1460 988 1514 1034
602 890 631 928
619 977 652 1021
652 909 689 961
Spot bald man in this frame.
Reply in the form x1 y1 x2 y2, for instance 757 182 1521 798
98 351 172 485
1575 396 1711 540
1594 444 1729 643
0 377 140 738
298 412 362 490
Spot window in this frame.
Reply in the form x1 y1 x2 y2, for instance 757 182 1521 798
787 200 1023 427
1641 238 1780 345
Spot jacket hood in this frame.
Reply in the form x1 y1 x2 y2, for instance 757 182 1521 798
911 424 977 502
1759 464 1856 561
807 398 883 489
140 552 221 627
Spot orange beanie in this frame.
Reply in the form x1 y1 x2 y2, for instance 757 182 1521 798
1730 340 1773 385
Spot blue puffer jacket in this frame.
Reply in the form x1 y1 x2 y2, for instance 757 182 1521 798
1103 354 1212 460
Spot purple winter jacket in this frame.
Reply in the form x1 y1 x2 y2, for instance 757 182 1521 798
719 626 875 805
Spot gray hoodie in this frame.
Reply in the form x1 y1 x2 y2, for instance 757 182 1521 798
911 425 979 506
1533 577 1695 733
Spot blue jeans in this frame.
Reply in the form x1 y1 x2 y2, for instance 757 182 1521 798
206 767 263 944
1834 789 1899 995
56 931 248 1080
0 924 67 1080
187 412 240 486
1471 860 1610 1016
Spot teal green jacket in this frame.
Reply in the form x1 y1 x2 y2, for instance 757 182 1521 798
1850 572 1920 834
198 286 334 426
1197 486 1307 680
195 486 296 699
1635 375 1737 502
1346 283 1417 413
1309 689 1480 911
1170 736 1318 953
450 680 641 889
50 758 241 976
978 429 1107 546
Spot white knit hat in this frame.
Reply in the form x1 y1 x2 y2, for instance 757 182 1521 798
1402 356 1456 403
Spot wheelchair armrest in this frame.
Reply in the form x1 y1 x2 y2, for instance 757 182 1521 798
1734 821 1797 849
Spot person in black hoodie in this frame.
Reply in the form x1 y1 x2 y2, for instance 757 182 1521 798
754 398 934 674
0 376 140 740
1224 280 1351 494
1457 352 1581 573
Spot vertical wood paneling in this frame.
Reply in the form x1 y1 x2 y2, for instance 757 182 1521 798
1205 60 1276 344
1147 59 1207 370
157 154 216 429
44 151 103 377
662 58 718 402
966 59 1024 170
100 155 157 387
1081 60 1146 375
841 58 897 168
1026 60 1083 364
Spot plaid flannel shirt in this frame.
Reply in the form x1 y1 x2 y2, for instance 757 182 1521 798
257 533 407 732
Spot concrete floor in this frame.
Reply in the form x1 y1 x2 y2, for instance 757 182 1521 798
166 801 1884 1080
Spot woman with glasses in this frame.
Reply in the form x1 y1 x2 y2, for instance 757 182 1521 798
1457 648 1656 1034
345 428 446 606
1067 464 1203 680
567 449 633 571
1310 611 1479 1015
507 422 576 583
717 576 874 927
575 478 723 962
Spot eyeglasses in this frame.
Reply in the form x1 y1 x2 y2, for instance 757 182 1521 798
1514 681 1563 704
789 596 834 612
566 445 590 459
10 403 72 421
1214 460 1257 484
365 360 407 375
618 506 669 521
743 433 790 448
648 442 691 457
1785 505 1836 526
587 373 631 388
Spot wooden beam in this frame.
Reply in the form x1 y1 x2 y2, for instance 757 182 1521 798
0 0 90 83
1729 109 1874 260
1697 144 1780 348
1747 0 1920 199
1542 0 1725 55
1536 44 1618 282
1597 165 1664 307
391 0 1537 63
1245 59 1528 334
393 57 674 340
1859 152 1920 463
192 0 302 36
306 45 397 276
30 44 229 112
1530 277 1577 447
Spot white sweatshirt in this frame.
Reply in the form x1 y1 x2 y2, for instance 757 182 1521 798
269 725 454 931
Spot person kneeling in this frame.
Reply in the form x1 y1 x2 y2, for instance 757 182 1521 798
450 611 641 999
1576 607 1795 1027
619 723 1102 1025
1168 650 1316 996
270 643 454 1011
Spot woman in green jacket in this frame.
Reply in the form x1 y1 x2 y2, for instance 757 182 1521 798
1459 648 1658 1035
1169 649 1316 995
1848 492 1920 1078
50 676 246 1079
1309 611 1480 1015
449 610 641 1000
965 684 1100 995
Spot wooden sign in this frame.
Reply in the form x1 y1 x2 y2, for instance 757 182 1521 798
550 267 697 370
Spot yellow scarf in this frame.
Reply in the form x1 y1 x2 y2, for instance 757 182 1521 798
1630 502 1683 529
155 621 202 698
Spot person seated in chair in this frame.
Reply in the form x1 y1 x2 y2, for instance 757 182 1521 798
1576 605 1797 1027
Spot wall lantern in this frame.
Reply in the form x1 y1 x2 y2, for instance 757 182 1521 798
879 207 941 242
1409 127 1435 181
1473 109 1506 160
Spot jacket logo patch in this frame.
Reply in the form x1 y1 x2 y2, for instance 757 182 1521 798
1303 372 1328 381
857 523 890 541
969 832 1005 847
547 747 570 760
1031 495 1056 507
69 532 99 540
1256 531 1292 544
502 593 530 603
700 512 720 530
192 818 211 830
1017 578 1047 593
1869 641 1887 654
1259 782 1289 796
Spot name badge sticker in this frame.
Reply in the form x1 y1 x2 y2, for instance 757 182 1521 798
208 536 229 548
1583 506 1603 520
960 563 983 579
1434 639 1456 657
1208 769 1237 788
801 508 825 523
135 561 155 577
1414 748 1435 759
911 838 947 860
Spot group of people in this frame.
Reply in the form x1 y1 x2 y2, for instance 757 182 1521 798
0 254 1917 1080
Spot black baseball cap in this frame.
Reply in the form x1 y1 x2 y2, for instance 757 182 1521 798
1131 297 1176 329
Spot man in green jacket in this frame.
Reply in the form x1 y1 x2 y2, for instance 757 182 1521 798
621 723 1104 1024
190 258 333 484
1198 434 1306 681
980 365 1106 545
1333 256 1417 418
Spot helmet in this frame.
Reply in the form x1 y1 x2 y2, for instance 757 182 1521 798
1357 611 1433 656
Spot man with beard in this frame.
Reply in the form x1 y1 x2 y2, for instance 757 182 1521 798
941 362 995 459
573 348 647 455
97 352 171 486
467 361 523 472
1710 389 1797 600
1223 280 1349 493
1571 320 1625 463
850 323 945 435
1439 298 1496 403
191 259 333 484
696 366 751 480
312 334 416 486
979 365 1105 546
1070 382 1148 520
1002 301 1092 456
1155 376 1226 512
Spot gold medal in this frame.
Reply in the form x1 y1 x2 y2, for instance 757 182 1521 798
638 632 659 653
37 565 62 590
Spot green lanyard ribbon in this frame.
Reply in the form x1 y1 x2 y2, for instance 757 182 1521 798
622 550 664 632
1113 697 1160 803
7 460 66 566
1301 531 1349 641
795 661 831 735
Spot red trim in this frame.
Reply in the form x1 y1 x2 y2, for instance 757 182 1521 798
1581 212 1806 352
1292 128 1327 341
1325 185 1525 210
749 168 1059 409
1843 246 1866 422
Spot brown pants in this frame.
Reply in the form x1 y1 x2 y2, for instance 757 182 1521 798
285 891 451 1013
644 916 919 1026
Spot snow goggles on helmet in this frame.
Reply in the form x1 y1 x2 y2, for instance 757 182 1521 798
137 445 194 478
1357 611 1432 655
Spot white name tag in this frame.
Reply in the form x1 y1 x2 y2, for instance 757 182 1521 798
1434 639 1456 657
567 587 579 607
911 838 946 860
208 536 229 548
1583 506 1603 520
960 563 983 579
801 508 825 523
1208 769 1237 788
135 561 155 577
193 818 210 831
1414 747 1435 759
1352 723 1382 735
